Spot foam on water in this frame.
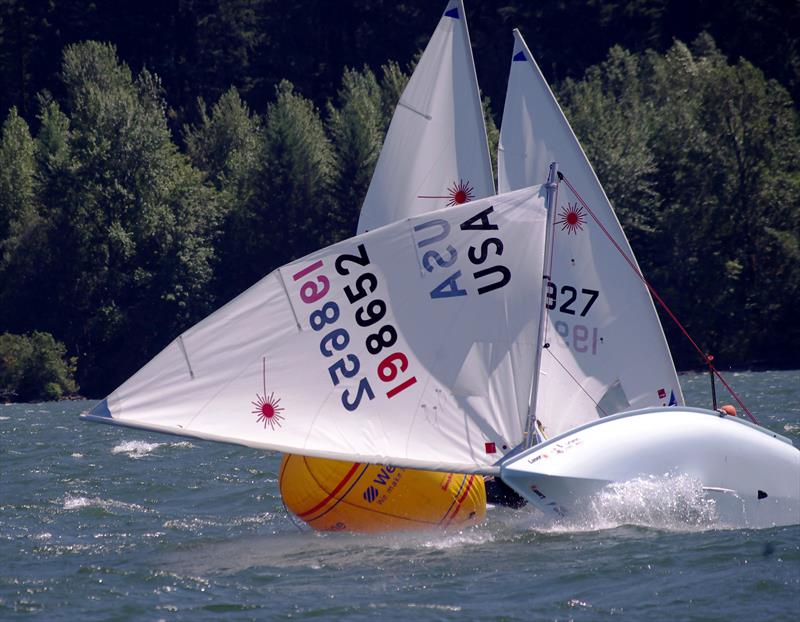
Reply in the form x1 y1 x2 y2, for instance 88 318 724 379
585 473 718 529
529 473 719 533
1 378 798 620
110 439 196 458
63 495 151 514
111 440 163 458
418 528 495 550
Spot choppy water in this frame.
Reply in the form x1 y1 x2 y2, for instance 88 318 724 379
1 370 798 620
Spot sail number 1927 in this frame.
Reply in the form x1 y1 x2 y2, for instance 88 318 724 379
546 282 602 355
546 283 598 316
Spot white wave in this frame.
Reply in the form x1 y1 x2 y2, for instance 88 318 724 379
63 495 150 513
406 604 462 612
110 439 195 458
111 440 163 458
0 416 10 421
162 517 221 531
783 423 799 433
538 473 719 533
419 529 495 550
71 453 83 459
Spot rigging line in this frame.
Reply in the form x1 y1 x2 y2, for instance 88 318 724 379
558 172 758 425
544 347 609 417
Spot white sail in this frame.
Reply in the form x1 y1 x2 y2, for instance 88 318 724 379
85 187 548 472
357 0 494 234
498 30 682 439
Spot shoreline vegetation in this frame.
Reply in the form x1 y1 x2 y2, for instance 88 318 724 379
0 332 77 402
0 326 791 405
0 3 798 400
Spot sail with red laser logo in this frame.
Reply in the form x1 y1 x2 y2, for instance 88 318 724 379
84 186 547 472
497 30 683 439
357 0 494 234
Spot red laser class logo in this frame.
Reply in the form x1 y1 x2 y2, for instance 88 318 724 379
555 201 586 235
252 357 285 430
418 180 475 206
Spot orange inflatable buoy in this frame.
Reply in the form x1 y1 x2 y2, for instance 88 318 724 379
279 454 486 533
719 404 737 417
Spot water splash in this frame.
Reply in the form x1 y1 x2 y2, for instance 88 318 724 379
543 474 719 532
111 440 163 458
110 439 195 458
587 473 718 528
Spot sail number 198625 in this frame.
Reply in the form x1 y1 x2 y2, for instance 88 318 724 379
291 245 417 412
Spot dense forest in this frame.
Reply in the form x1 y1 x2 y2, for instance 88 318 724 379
0 0 798 399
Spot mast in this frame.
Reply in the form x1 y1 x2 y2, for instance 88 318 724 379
523 161 558 448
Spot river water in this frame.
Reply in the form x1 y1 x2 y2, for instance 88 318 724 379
1 370 798 620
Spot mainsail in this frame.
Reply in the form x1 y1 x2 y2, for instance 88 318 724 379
498 30 683 439
85 187 548 472
356 0 494 234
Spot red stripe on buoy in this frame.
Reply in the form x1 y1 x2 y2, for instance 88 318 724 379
442 475 476 528
438 474 467 525
298 461 363 519
306 463 372 524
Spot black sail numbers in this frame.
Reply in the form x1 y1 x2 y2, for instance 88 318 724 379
414 205 511 300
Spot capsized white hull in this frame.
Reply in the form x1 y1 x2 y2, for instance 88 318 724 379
500 407 800 529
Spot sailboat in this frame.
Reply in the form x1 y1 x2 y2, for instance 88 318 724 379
279 0 495 532
81 27 800 529
357 0 494 234
495 31 799 527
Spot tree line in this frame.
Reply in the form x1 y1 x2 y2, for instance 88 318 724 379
0 33 798 399
2 1 798 134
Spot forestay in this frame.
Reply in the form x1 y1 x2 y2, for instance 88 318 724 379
498 30 682 439
85 187 548 473
357 0 494 234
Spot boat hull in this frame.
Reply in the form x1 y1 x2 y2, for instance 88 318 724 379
500 407 800 528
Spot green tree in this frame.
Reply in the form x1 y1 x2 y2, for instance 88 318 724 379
184 87 262 199
0 331 78 401
378 60 409 130
0 106 36 255
0 106 45 336
559 37 800 369
25 42 222 394
326 66 384 241
483 95 500 182
217 80 333 301
559 46 660 254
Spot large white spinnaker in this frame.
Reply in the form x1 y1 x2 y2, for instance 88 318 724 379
84 187 548 473
498 30 682 439
357 0 494 234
